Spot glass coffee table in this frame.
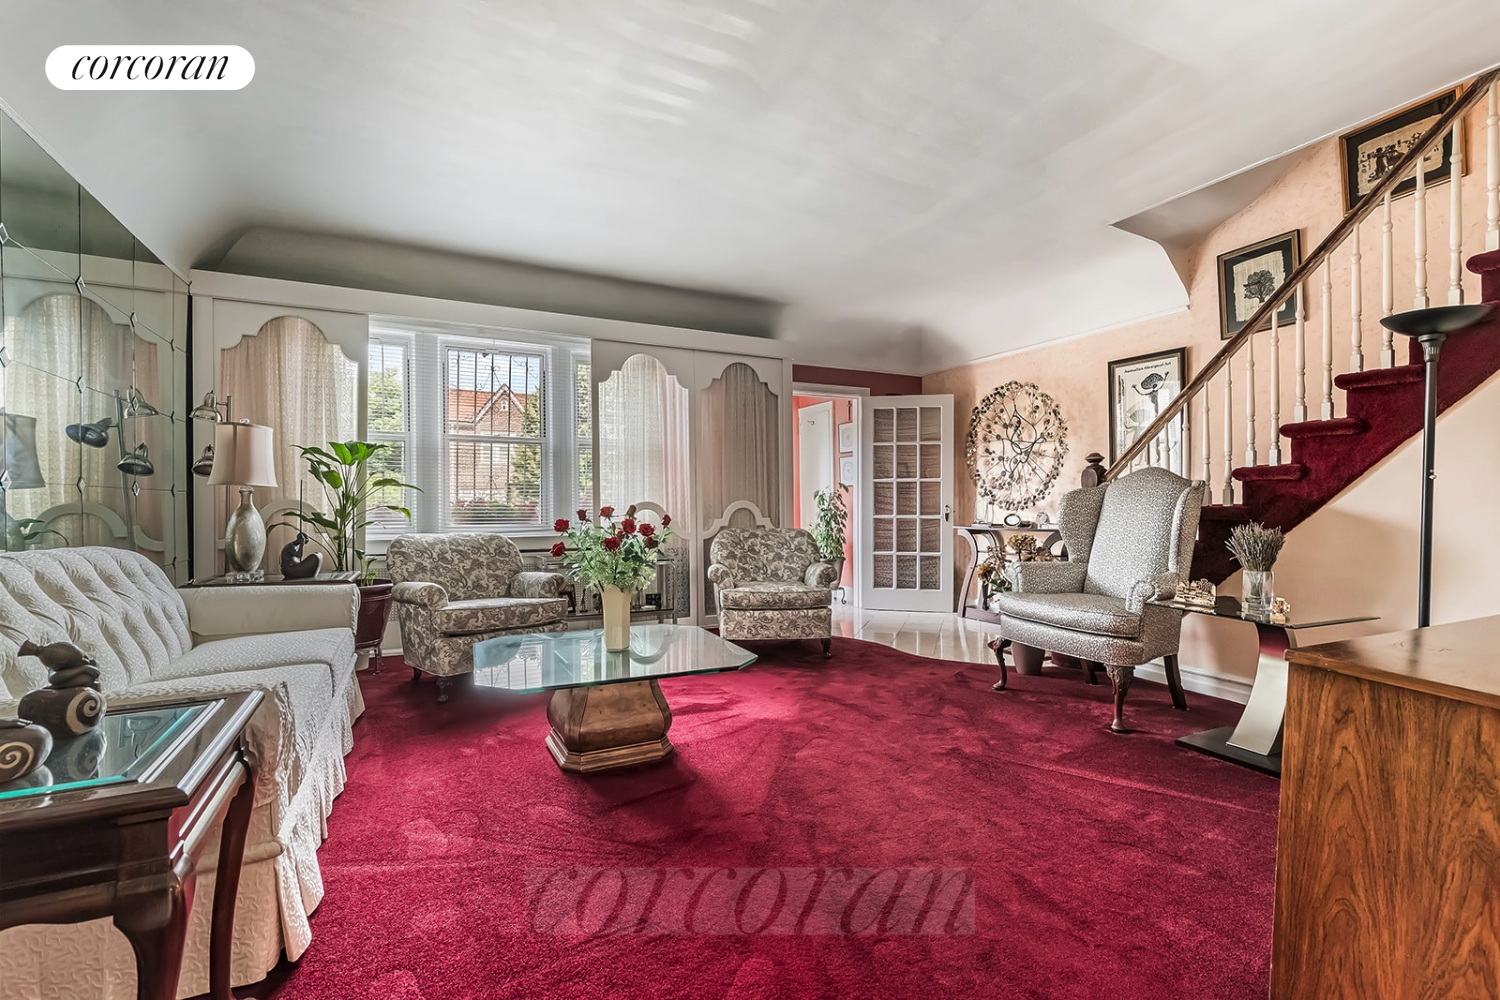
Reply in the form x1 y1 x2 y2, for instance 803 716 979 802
1150 595 1375 775
473 624 756 774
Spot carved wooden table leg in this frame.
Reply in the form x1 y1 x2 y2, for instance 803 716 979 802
210 757 254 1000
114 869 195 1000
546 679 674 773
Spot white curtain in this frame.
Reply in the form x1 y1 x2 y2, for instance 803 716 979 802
597 353 692 617
220 316 359 571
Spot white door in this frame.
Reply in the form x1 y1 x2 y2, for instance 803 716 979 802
858 394 954 612
798 401 834 528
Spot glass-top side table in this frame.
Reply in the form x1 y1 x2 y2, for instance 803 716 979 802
1150 596 1376 775
473 625 756 774
0 702 209 801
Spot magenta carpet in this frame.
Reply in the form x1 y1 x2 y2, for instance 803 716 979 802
267 639 1278 1000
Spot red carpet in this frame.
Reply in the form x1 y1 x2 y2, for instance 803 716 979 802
268 639 1278 1000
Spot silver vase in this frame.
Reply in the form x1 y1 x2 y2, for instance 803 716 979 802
224 487 266 574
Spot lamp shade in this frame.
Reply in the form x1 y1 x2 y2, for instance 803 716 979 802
206 422 278 488
1 412 46 489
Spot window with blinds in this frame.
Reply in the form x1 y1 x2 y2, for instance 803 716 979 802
367 319 590 536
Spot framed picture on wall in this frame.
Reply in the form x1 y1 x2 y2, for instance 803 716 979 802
839 457 855 485
837 421 855 453
1339 88 1459 213
1217 230 1301 340
1108 348 1188 476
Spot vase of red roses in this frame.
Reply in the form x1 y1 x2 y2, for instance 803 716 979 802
551 504 674 651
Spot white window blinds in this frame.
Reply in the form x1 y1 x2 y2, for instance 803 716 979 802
368 318 589 536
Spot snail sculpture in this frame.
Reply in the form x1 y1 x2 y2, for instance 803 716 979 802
0 717 52 784
17 640 107 738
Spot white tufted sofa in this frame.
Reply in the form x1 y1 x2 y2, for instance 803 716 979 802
0 548 363 999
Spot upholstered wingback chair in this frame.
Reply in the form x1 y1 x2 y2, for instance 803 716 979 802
387 533 569 701
708 527 838 657
993 467 1206 732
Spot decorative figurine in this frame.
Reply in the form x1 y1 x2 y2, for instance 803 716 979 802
17 640 107 738
45 727 106 782
280 530 323 579
1268 597 1293 624
1174 578 1217 608
0 717 53 784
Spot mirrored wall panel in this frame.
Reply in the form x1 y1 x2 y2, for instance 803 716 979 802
0 109 189 581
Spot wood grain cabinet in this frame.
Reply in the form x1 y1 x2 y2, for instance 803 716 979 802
1273 616 1500 999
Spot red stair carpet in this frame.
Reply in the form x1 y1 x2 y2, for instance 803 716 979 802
1192 248 1500 583
263 640 1277 1000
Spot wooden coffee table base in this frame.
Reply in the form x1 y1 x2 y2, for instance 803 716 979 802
545 679 676 773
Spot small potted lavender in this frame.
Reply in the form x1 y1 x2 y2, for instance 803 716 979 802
1226 522 1285 616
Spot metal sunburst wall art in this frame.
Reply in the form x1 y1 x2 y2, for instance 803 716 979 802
965 381 1069 512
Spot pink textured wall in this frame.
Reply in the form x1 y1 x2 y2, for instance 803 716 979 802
925 98 1496 527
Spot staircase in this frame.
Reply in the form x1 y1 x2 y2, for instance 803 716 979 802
1110 68 1500 584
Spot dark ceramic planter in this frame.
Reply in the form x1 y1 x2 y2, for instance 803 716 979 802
356 578 395 672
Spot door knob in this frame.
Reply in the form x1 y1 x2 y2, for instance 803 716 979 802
943 504 952 523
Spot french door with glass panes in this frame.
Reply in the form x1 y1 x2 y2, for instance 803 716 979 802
858 394 954 612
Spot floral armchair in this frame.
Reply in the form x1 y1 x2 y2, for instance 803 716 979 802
992 467 1206 732
708 527 837 657
387 533 569 701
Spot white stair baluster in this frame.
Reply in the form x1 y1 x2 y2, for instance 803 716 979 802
1321 258 1335 419
1450 119 1465 305
1488 80 1499 252
1269 305 1282 465
1350 221 1364 373
1415 156 1429 309
1223 364 1235 505
1245 331 1257 466
1294 283 1308 422
1381 192 1395 367
1203 387 1213 489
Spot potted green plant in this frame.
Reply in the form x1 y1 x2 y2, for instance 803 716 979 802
275 441 420 664
809 485 849 590
2 514 64 550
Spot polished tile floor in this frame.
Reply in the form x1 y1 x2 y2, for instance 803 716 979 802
832 605 1006 668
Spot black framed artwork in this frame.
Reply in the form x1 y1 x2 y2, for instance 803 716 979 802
1217 230 1301 340
1339 89 1459 213
1108 348 1187 476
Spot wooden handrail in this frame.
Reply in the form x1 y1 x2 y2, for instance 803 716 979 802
1106 67 1500 480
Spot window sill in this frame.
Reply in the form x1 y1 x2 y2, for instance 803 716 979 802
365 527 563 556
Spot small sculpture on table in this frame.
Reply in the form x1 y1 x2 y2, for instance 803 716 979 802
17 640 107 738
280 530 323 579
1267 597 1292 625
1173 578 1217 609
0 717 53 784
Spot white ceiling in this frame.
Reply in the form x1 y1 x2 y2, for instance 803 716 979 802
3 0 1499 372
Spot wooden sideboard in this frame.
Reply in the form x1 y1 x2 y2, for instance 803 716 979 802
1273 616 1500 999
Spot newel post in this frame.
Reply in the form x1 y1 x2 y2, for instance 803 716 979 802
1081 453 1107 487
1466 249 1500 303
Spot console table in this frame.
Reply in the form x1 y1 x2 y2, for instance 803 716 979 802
1273 616 1500 997
1150 596 1374 775
0 691 262 1000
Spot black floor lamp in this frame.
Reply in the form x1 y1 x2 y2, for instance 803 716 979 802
1378 303 1494 628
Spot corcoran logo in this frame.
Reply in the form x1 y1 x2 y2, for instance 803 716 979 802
46 46 254 90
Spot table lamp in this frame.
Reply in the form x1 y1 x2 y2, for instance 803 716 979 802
207 420 278 575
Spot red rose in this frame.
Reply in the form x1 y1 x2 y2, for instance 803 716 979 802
549 542 566 557
645 536 659 549
639 523 655 537
600 506 615 518
576 508 588 521
626 504 638 518
621 517 637 534
602 536 621 552
661 514 671 526
553 518 570 533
